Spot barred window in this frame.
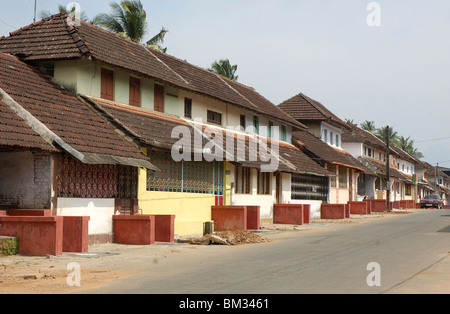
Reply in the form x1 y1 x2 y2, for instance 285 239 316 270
235 166 251 194
291 174 328 202
327 164 337 188
56 154 137 199
257 171 271 195
405 184 412 196
146 151 224 195
339 166 348 189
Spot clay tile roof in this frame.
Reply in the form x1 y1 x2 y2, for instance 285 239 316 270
275 141 334 176
292 130 375 175
0 14 304 130
278 93 348 129
0 99 57 151
0 52 152 167
390 145 419 165
84 96 330 176
81 95 195 149
341 122 399 156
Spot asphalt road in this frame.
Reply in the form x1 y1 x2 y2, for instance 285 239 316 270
84 209 450 295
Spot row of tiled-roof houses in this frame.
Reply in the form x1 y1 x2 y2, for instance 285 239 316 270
0 14 448 243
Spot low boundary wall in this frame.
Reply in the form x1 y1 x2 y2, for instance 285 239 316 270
0 216 63 256
348 201 370 215
112 215 176 245
211 206 261 231
321 204 350 220
273 204 311 225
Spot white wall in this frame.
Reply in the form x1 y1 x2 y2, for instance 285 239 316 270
56 198 115 236
342 142 363 158
230 167 276 219
55 59 293 144
289 200 323 219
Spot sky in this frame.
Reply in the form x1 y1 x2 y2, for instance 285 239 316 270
1 0 450 167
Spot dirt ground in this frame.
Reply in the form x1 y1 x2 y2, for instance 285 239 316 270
0 210 415 294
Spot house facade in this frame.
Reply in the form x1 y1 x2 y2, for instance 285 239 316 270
279 93 374 208
0 51 155 243
340 122 426 206
0 13 333 235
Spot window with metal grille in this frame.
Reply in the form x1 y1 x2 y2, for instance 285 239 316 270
146 150 224 196
291 174 328 202
56 154 137 199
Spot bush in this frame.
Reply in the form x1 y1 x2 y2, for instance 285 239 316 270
0 237 19 256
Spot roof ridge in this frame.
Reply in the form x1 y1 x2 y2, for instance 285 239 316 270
7 13 64 37
64 15 92 56
297 93 330 120
213 73 258 109
143 46 190 85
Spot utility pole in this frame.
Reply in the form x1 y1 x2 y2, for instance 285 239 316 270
33 0 37 23
386 126 391 212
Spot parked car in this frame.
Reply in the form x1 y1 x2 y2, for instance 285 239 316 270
420 195 444 209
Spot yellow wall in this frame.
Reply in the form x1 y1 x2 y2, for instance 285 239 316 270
137 167 216 236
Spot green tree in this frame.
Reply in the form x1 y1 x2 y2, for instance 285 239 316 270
210 59 239 81
376 126 399 146
93 0 168 52
39 4 89 21
397 136 424 159
360 120 376 133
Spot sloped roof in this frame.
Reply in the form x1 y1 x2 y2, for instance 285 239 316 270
341 122 400 157
0 13 304 130
0 52 154 169
0 99 57 152
292 130 375 175
362 158 413 183
390 145 420 165
278 93 348 129
83 95 332 177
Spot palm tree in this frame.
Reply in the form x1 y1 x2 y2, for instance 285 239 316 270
376 126 399 146
146 27 169 53
39 4 89 21
210 59 239 81
397 136 424 159
360 120 376 133
93 0 168 51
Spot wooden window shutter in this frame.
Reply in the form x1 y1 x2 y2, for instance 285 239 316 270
129 77 141 107
101 69 114 101
154 84 164 112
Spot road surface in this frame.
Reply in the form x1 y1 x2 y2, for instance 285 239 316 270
82 209 450 294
